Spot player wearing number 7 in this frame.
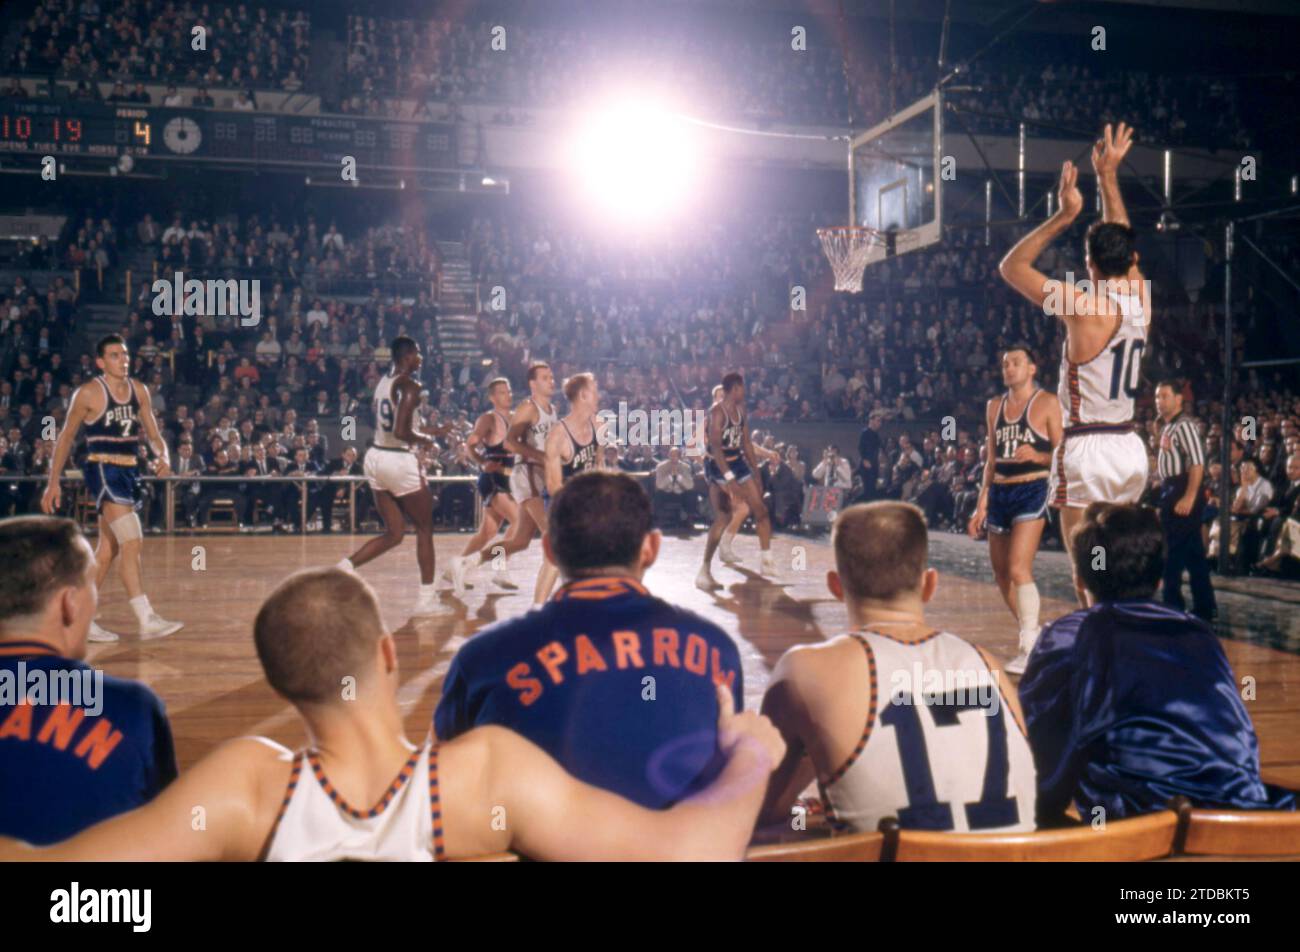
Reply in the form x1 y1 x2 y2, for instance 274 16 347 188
999 121 1152 607
758 502 1035 834
40 334 183 642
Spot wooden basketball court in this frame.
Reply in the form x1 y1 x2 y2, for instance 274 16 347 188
84 532 1300 793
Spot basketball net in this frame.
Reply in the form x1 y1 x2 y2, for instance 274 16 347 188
817 226 880 294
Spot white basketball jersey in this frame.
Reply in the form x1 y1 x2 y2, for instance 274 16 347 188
519 397 557 462
820 631 1036 834
1058 288 1148 426
264 742 445 862
372 372 410 450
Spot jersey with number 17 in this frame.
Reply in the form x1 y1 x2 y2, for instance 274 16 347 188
1059 289 1148 426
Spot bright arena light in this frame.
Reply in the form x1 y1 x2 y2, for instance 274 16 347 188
569 98 700 225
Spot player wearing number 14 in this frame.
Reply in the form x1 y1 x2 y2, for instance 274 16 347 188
999 122 1151 606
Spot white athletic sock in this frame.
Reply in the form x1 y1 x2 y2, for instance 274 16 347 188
418 583 436 598
1014 582 1040 636
337 558 354 573
129 594 153 622
722 531 737 546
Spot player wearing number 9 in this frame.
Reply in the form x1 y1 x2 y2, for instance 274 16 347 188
758 502 1036 834
997 121 1152 608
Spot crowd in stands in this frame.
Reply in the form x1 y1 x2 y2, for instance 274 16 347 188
7 0 311 95
3 6 1253 152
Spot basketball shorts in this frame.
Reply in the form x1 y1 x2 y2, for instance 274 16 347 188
477 469 511 502
705 455 753 487
986 478 1049 533
84 461 141 510
363 446 425 497
510 463 544 503
1050 431 1149 509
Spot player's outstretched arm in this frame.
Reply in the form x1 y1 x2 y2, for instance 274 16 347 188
998 161 1084 313
0 737 287 861
486 685 783 861
1091 122 1133 229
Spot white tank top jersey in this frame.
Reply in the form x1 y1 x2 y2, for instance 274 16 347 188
1058 289 1149 426
264 742 446 862
820 630 1037 834
521 396 557 462
372 371 411 450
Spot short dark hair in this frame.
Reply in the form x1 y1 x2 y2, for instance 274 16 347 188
1002 342 1037 366
254 568 385 705
1072 503 1164 602
0 516 92 626
1155 379 1182 396
548 472 652 577
96 333 125 357
833 502 928 601
391 336 418 361
722 372 744 394
1085 221 1138 278
527 361 551 382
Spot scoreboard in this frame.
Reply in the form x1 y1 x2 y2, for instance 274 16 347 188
0 97 460 170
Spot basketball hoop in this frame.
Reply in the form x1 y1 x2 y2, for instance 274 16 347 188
817 226 881 293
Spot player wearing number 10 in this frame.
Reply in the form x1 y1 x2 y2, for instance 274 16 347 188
998 122 1151 606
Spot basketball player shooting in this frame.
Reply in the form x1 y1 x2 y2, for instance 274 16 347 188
998 122 1151 606
338 337 453 617
40 334 183 641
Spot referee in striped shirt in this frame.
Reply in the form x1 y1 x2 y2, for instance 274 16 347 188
1154 381 1216 620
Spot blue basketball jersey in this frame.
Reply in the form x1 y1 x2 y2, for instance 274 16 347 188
0 641 178 845
434 577 743 809
1018 601 1295 825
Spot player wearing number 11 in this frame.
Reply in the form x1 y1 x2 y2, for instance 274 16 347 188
998 121 1151 607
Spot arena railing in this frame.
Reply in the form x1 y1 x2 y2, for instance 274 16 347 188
2 474 479 535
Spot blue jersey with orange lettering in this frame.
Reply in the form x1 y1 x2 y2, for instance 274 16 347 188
434 577 743 809
0 641 178 845
1019 601 1295 826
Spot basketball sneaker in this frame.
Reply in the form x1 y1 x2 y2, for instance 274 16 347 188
88 620 120 643
719 540 742 564
413 591 452 616
760 550 778 577
1005 626 1040 675
139 613 184 640
449 554 472 597
695 567 721 592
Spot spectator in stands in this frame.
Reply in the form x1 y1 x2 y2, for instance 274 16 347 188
812 445 852 489
653 447 696 529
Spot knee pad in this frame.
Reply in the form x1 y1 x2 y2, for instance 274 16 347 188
109 512 143 543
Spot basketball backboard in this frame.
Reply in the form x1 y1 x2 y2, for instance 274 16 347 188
849 90 943 267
